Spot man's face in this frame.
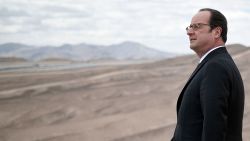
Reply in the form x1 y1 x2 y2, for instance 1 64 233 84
187 11 215 52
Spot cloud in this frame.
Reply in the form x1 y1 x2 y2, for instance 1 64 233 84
0 0 250 53
0 7 29 18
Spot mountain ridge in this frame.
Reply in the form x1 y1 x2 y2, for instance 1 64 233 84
0 41 174 61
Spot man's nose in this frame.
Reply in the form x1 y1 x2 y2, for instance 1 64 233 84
187 28 194 36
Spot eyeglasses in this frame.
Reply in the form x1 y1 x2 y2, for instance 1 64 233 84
186 23 210 31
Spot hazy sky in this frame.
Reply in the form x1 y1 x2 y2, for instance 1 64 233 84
0 0 250 54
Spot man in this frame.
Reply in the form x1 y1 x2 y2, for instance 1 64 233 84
171 8 245 141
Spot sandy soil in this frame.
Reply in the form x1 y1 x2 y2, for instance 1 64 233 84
0 47 249 141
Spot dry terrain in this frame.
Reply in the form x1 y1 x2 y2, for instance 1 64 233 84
0 46 249 141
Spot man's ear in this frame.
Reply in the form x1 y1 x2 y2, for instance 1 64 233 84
213 27 222 38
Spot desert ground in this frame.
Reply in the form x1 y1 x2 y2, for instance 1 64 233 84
0 45 249 141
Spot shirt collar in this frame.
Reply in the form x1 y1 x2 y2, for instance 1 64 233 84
199 46 225 63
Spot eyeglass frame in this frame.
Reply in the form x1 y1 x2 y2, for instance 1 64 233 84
186 23 212 31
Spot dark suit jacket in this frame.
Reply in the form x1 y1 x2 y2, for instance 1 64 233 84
171 47 245 141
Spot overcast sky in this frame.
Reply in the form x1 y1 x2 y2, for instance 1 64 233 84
0 0 250 54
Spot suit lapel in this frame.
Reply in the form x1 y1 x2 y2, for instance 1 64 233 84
176 62 204 114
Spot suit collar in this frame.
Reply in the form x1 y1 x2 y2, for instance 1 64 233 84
199 46 225 63
199 46 227 65
196 47 227 75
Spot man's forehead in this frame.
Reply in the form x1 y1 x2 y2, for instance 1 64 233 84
191 11 211 24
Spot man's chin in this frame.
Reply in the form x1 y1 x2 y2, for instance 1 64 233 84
189 44 197 50
190 44 195 49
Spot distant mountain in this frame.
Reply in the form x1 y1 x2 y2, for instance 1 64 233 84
0 41 174 61
0 43 32 53
106 41 171 60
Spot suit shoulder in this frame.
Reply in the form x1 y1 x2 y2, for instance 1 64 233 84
203 55 239 80
203 58 233 75
206 53 234 68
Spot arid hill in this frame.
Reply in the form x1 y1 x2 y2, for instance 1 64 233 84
0 44 249 141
